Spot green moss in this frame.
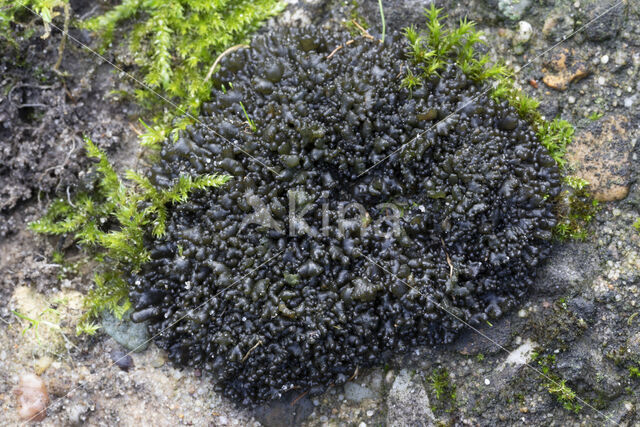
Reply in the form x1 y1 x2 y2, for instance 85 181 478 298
588 111 604 121
533 353 583 413
344 0 370 37
553 176 599 240
84 0 284 146
403 7 577 167
0 0 69 45
429 367 458 413
2 1 284 150
30 138 230 324
537 119 574 169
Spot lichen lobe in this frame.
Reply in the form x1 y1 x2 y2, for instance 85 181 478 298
130 27 561 405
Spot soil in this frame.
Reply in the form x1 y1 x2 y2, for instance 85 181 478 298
1 0 639 426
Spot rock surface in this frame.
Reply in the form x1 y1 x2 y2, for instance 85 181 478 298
386 369 436 427
542 48 590 91
567 114 632 201
15 373 49 421
101 310 149 353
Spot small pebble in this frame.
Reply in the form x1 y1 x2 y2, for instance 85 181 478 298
15 373 49 421
110 349 134 372
366 409 374 417
34 356 54 375
601 54 609 64
613 50 627 66
513 21 533 45
567 96 576 104
598 76 606 85
385 370 395 385
484 378 491 385
624 97 634 108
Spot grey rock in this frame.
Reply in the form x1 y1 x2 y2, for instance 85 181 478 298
110 349 134 371
555 342 624 400
567 297 596 323
67 403 92 425
513 21 533 45
101 310 149 352
386 369 436 427
344 382 376 403
626 332 640 360
498 0 531 21
534 243 598 295
579 0 626 42
542 14 575 42
253 390 314 427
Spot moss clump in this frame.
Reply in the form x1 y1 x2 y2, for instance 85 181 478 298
554 176 599 240
401 6 594 241
0 0 69 45
2 0 284 148
429 368 458 414
84 0 285 144
533 353 583 413
29 138 230 322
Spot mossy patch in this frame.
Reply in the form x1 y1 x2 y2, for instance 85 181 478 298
404 4 595 241
532 353 583 413
29 138 230 324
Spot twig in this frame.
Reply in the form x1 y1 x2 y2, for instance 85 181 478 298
16 103 48 108
348 365 359 381
66 186 76 208
39 136 77 181
53 3 71 74
241 339 263 362
129 122 143 136
205 44 249 82
7 84 54 104
351 20 374 40
440 238 454 279
327 40 354 59
79 4 99 20
290 389 309 406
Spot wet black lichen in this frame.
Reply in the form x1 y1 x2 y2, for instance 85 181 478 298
129 27 562 404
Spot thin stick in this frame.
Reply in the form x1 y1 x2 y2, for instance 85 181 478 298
440 238 454 278
348 365 359 381
205 44 249 82
53 3 70 73
327 40 355 59
241 339 263 362
351 20 373 40
290 389 309 406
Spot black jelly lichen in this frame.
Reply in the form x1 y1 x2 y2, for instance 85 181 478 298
129 27 562 405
